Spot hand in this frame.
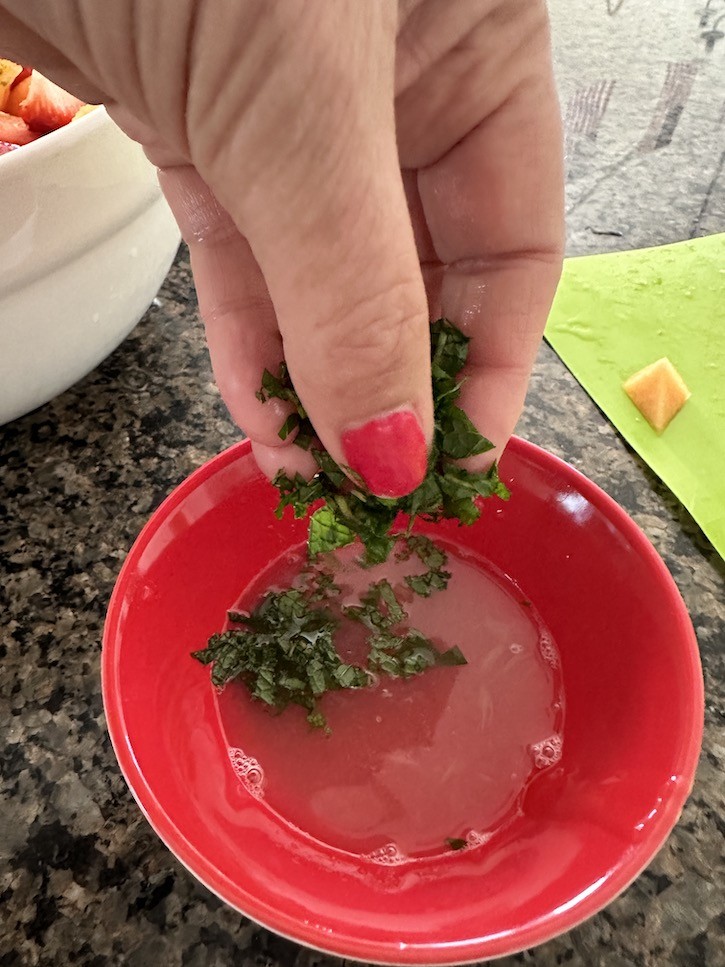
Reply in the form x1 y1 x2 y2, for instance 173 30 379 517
2 0 564 497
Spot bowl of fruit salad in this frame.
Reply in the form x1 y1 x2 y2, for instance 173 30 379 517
0 60 180 425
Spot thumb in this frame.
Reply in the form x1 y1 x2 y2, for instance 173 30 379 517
196 7 433 498
268 137 434 498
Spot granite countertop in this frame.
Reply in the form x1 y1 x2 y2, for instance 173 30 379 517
1 3 724 965
2 250 723 967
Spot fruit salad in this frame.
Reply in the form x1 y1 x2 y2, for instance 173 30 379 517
0 59 96 156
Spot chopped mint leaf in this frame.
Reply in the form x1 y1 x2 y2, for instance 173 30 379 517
395 535 452 597
333 663 369 688
226 610 249 624
306 710 329 731
301 569 342 603
277 412 300 440
445 837 467 851
190 645 216 666
435 645 468 667
439 405 494 459
344 579 406 631
367 627 467 679
272 470 326 519
404 473 443 523
430 318 470 385
405 570 451 597
257 364 307 416
313 449 348 489
395 534 446 569
309 506 357 555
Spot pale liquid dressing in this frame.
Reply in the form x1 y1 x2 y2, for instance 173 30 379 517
217 538 564 862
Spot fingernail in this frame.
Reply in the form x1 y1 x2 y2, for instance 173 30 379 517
341 409 428 498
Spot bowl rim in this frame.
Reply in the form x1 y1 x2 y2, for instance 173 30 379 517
0 102 108 173
102 436 704 965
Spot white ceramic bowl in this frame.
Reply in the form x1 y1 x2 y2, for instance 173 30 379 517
0 106 180 425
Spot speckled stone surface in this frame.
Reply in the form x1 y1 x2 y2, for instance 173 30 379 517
2 4 725 965
1 248 723 967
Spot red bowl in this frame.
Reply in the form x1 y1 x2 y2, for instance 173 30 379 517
102 437 703 964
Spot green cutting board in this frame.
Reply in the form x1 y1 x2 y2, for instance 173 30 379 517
546 234 725 559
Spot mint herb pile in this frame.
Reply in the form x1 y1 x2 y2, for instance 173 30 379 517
192 319 510 730
260 318 510 565
192 586 368 731
192 540 466 729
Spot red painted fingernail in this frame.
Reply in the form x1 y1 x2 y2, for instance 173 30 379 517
341 409 428 498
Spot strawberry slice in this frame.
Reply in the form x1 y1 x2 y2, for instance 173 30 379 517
0 59 23 112
0 140 20 156
0 110 39 145
11 65 32 89
5 70 84 133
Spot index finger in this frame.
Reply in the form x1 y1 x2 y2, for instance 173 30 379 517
417 64 564 465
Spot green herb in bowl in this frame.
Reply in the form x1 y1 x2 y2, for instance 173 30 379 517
192 319 509 728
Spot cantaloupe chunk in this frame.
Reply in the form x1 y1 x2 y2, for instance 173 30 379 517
623 357 690 433
71 103 99 122
0 59 23 113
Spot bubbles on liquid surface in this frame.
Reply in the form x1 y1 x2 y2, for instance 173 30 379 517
229 748 265 798
366 842 409 866
530 733 563 770
465 829 493 848
509 642 523 654
539 631 559 668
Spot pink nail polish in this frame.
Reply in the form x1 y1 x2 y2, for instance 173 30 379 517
341 410 428 498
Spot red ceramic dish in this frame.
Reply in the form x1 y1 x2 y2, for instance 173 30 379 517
102 437 703 964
